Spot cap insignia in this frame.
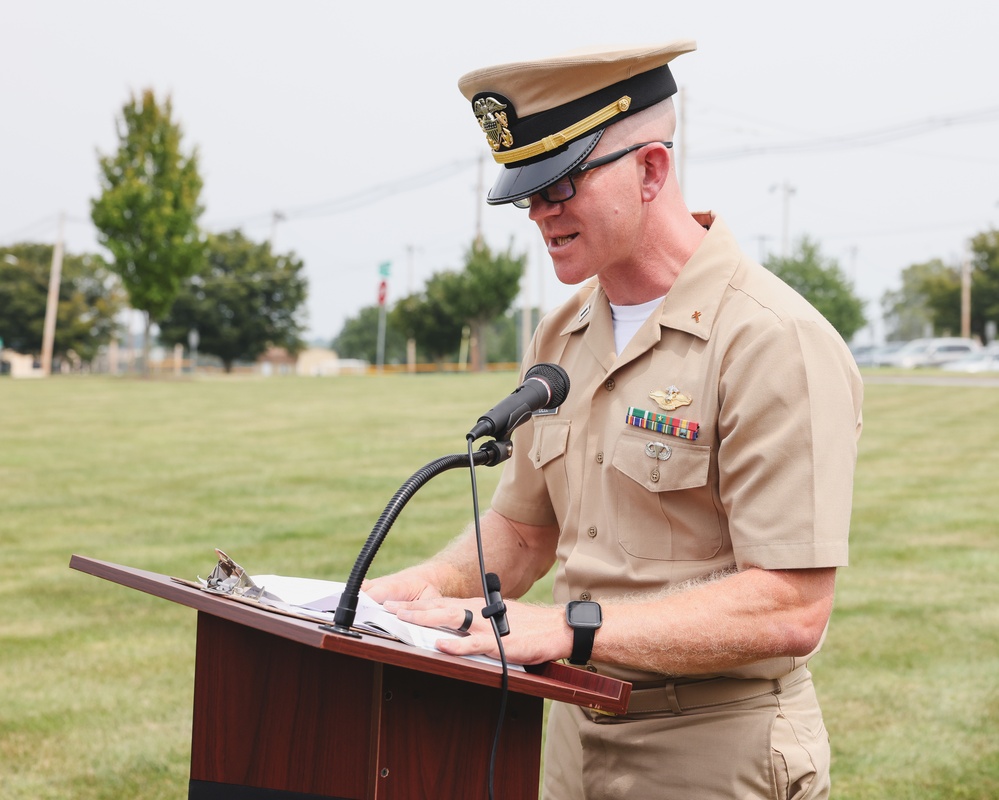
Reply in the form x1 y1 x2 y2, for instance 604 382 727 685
473 96 514 151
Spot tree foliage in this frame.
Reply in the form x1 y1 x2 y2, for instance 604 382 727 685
0 243 125 363
335 240 525 368
454 241 526 370
764 236 866 340
390 275 466 363
967 229 999 336
91 89 206 363
881 259 948 341
882 229 999 341
333 305 408 364
158 230 308 372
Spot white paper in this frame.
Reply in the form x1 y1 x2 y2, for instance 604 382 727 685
248 574 522 671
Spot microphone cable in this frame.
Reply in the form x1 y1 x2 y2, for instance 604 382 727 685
466 435 509 800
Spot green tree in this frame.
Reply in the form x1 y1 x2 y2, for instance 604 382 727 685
158 230 307 373
333 305 407 364
764 236 866 340
0 243 125 364
91 88 206 369
967 229 999 338
881 259 947 341
453 241 525 371
390 277 465 363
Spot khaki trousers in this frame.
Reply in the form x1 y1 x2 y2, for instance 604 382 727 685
542 667 830 800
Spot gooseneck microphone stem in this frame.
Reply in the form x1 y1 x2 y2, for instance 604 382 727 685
326 440 512 637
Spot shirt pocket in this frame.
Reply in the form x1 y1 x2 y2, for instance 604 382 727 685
529 419 572 524
611 427 723 561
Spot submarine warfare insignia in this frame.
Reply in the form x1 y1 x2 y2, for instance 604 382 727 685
649 385 692 412
473 96 514 151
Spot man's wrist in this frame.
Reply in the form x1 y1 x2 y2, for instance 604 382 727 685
566 600 602 665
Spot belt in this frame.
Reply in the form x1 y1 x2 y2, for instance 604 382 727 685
623 666 804 715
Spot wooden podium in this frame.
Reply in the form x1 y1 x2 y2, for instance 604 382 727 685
70 555 630 800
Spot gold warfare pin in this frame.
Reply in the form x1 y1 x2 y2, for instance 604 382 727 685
649 386 692 412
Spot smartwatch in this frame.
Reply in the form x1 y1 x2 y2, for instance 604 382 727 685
566 600 602 665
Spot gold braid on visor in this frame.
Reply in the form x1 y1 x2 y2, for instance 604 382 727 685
492 96 632 165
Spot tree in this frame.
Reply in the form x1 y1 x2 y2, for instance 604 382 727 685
91 88 206 369
452 241 526 371
764 236 866 340
967 229 999 338
881 259 947 341
0 243 125 365
158 230 307 373
881 229 999 343
390 277 465 364
333 305 408 364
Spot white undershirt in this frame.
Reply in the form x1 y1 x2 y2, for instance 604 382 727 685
609 296 666 355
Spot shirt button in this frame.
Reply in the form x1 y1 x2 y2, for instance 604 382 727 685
535 450 541 462
651 468 660 482
587 526 597 538
580 591 592 601
604 378 616 391
595 452 604 464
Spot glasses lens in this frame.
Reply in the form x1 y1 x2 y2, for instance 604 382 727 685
510 172 577 209
542 176 575 204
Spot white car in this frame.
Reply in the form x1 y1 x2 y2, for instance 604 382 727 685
882 337 982 368
939 345 999 373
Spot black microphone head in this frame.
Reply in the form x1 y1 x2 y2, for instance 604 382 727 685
525 363 570 409
485 572 502 593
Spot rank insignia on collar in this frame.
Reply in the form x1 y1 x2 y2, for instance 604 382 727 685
649 385 692 412
473 96 514 151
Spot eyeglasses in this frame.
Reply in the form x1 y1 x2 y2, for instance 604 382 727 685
512 141 672 209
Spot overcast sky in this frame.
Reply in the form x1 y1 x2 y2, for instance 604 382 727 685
3 1 997 345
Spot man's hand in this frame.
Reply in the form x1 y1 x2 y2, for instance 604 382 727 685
383 596 572 666
362 568 444 603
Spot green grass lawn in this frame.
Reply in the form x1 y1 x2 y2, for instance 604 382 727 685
1 373 997 798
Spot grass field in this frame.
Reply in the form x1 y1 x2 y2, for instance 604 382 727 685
1 373 997 799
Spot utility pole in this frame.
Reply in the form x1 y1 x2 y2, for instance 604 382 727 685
770 181 796 258
40 212 65 375
961 256 971 339
270 210 285 248
406 244 417 373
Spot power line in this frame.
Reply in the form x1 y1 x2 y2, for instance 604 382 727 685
691 105 999 162
206 157 479 231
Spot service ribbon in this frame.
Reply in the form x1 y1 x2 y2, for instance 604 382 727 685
626 407 700 440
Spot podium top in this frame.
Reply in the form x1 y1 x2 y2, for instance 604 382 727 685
70 554 631 715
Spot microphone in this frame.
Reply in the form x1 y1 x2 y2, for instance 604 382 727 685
467 363 570 441
482 572 510 637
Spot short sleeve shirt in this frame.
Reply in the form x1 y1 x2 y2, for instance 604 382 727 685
491 213 864 681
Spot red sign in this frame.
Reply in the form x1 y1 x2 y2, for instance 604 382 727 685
377 280 388 306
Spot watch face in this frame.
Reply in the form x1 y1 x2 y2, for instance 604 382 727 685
568 601 602 627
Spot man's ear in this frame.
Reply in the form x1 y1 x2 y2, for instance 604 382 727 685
639 143 671 202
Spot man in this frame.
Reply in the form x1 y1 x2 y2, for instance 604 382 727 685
365 41 863 799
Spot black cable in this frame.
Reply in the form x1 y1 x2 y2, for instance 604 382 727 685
466 436 509 800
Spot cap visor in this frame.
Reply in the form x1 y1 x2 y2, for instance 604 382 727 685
486 132 602 205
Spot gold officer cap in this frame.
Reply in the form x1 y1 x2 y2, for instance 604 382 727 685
458 40 696 205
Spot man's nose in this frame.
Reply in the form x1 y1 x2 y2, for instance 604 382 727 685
527 195 563 221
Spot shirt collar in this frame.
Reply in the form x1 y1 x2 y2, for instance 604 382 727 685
559 212 742 342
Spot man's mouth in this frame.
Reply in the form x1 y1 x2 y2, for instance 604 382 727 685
550 234 578 247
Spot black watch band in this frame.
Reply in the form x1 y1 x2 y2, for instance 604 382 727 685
566 600 602 665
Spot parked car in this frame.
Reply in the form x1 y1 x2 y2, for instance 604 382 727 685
862 341 907 367
881 337 982 368
939 344 999 373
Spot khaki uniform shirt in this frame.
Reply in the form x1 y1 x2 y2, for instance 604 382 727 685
491 213 864 683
